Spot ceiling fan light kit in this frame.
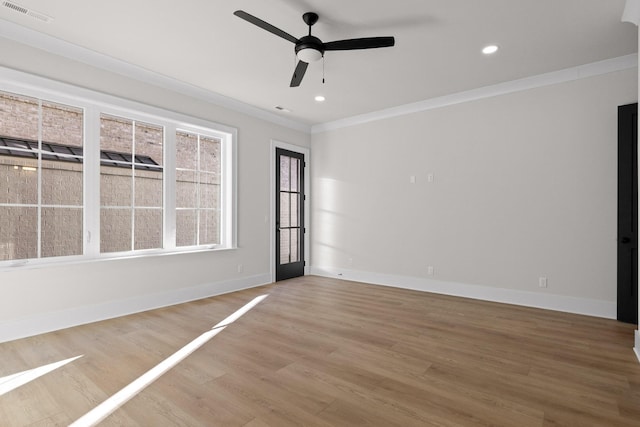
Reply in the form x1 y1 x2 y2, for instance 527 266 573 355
234 10 395 87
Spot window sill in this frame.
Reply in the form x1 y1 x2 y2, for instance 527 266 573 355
0 245 237 272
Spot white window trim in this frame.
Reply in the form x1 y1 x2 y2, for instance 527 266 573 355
0 66 237 270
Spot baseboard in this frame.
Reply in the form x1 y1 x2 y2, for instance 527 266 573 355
310 266 616 319
635 330 640 363
0 273 272 344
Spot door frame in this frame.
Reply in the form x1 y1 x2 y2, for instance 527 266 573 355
270 140 310 283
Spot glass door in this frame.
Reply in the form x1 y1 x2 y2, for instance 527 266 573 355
275 148 305 281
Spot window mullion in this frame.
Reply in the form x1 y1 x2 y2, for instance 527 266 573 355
36 99 42 259
84 106 101 256
164 125 176 250
196 135 201 246
131 121 136 251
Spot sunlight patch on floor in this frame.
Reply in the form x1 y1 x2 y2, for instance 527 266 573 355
70 294 269 427
0 355 83 397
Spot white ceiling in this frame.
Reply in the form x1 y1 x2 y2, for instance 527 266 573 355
0 0 637 127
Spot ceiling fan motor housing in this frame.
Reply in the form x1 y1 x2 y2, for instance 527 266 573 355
295 35 324 62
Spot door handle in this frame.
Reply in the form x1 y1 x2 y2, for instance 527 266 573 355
621 236 631 244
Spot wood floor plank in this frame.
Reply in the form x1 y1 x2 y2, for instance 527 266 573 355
0 275 638 426
278 361 439 426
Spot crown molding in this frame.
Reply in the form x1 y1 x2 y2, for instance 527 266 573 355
311 54 638 134
623 0 640 25
0 18 311 134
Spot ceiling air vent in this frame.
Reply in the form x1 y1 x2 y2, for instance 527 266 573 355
2 1 53 23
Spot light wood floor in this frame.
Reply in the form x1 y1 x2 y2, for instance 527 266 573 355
1 276 639 426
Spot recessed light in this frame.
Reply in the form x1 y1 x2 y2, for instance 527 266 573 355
482 45 499 55
314 95 325 102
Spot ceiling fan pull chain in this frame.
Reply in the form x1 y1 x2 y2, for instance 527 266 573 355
323 55 325 84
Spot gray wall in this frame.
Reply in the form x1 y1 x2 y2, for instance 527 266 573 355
311 68 637 310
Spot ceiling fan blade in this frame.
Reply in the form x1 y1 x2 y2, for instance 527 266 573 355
324 36 395 51
234 10 298 44
290 60 309 87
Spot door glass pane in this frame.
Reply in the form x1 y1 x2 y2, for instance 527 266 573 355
280 228 290 264
291 158 298 192
280 156 290 191
41 207 82 257
291 228 299 262
280 193 290 228
291 194 298 227
0 206 37 260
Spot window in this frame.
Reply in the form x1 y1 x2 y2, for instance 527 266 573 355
176 131 221 247
100 114 164 253
0 76 236 266
0 92 83 261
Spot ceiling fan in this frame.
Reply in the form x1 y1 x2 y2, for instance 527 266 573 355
234 10 395 87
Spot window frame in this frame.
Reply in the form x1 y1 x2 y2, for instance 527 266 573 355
0 67 237 269
98 113 166 254
175 129 224 249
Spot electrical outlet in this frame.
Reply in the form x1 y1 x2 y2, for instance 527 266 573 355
427 266 434 275
539 277 547 288
427 173 434 183
348 257 353 266
237 264 244 273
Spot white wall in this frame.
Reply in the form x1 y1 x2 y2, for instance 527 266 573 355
0 37 310 342
311 68 637 317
